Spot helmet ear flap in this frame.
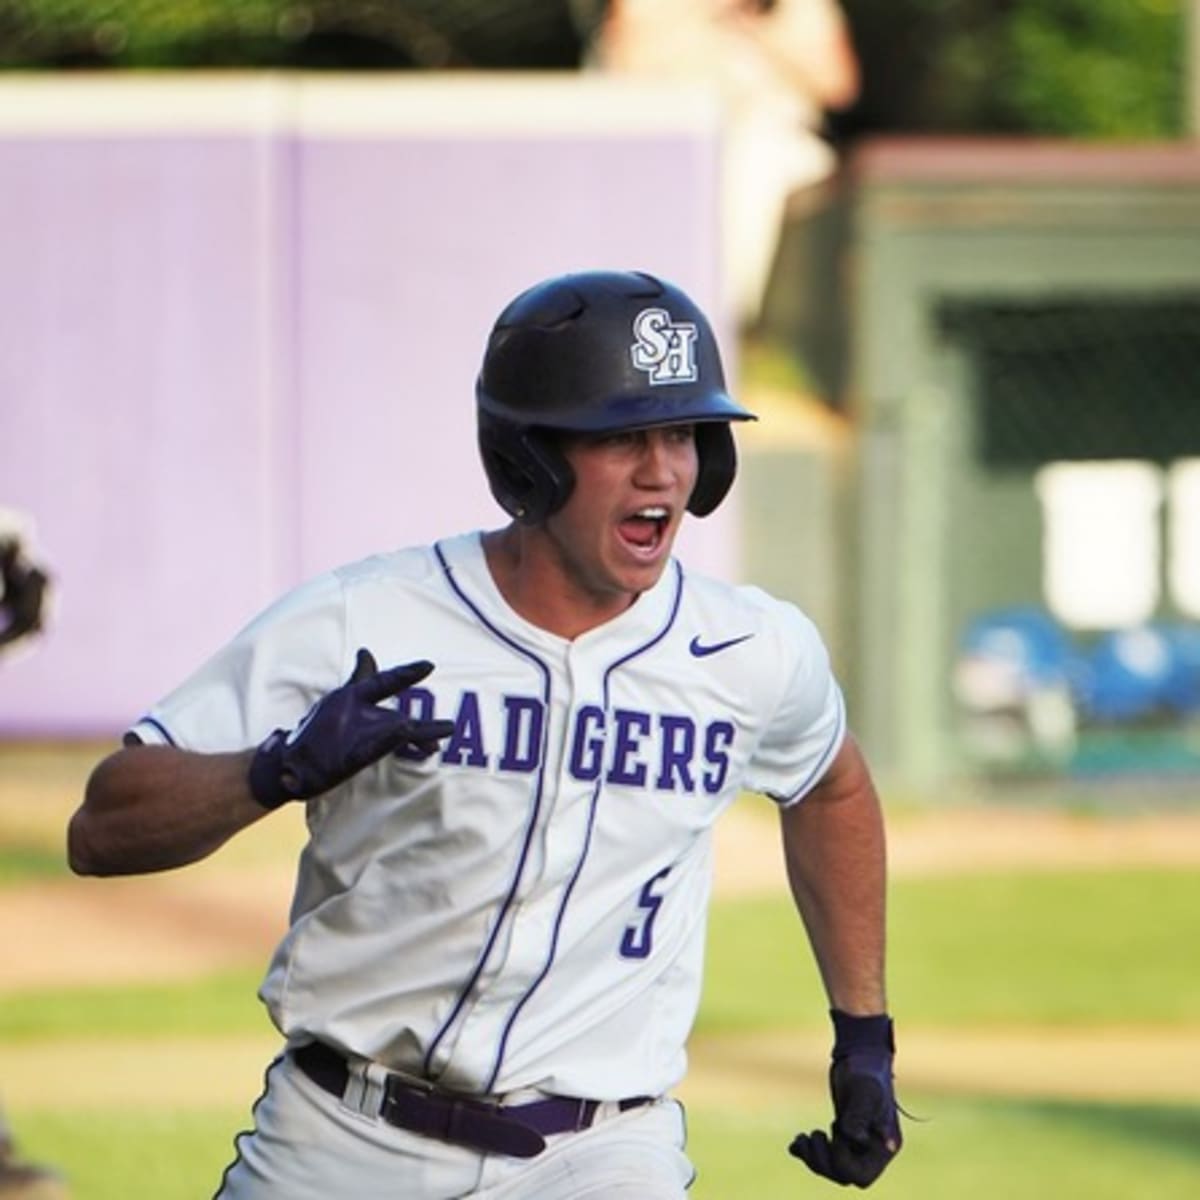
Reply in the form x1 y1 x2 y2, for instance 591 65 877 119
688 424 737 516
478 417 575 524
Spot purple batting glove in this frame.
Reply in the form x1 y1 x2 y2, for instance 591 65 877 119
789 1010 902 1188
248 648 455 809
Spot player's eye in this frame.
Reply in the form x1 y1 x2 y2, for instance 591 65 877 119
664 424 696 445
593 430 640 449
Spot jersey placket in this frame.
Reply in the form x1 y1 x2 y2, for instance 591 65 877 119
433 645 604 1093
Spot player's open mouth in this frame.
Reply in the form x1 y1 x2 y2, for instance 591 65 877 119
617 506 670 555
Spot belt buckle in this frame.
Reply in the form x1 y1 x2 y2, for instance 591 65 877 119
378 1068 442 1130
384 1066 438 1098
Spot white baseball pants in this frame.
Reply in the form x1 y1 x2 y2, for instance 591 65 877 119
214 1052 694 1199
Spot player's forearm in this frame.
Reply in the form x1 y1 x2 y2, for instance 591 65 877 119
780 735 888 1015
68 743 268 876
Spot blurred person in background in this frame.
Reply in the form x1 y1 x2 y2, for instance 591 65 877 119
0 511 50 655
0 1108 67 1200
0 510 66 1198
586 0 860 328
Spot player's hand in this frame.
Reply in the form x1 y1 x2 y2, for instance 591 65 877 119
789 1010 901 1188
248 648 456 809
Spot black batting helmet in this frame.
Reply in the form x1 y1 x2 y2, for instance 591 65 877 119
476 270 756 524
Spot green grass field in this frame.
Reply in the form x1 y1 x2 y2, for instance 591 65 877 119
11 1092 1200 1200
4 863 1199 1199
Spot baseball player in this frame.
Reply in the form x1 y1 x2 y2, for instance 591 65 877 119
69 270 901 1197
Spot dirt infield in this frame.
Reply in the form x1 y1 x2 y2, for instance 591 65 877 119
716 794 1200 890
0 742 306 989
3 742 1200 1116
5 1023 1197 1113
4 741 1200 991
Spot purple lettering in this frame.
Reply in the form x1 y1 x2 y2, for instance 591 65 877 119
608 709 651 786
702 721 734 793
498 695 544 772
441 690 488 767
569 705 606 781
655 714 696 792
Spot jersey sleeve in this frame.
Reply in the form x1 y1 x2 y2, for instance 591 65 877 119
743 600 846 807
127 571 348 754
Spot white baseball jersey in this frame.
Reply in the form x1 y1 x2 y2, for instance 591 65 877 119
130 530 845 1101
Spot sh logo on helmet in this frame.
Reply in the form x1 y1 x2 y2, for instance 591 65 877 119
630 308 699 385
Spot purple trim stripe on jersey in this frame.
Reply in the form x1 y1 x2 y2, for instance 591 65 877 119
484 559 685 1092
776 684 847 804
134 715 178 746
423 540 554 1080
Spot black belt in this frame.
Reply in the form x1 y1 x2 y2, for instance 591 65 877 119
292 1040 653 1159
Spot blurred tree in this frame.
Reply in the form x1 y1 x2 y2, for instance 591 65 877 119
0 0 593 69
835 0 1185 140
1004 0 1184 135
0 1 1185 139
0 0 281 65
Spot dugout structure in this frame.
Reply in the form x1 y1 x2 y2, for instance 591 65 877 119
833 140 1200 792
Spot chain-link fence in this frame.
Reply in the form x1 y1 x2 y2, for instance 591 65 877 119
936 293 1200 779
941 296 1200 468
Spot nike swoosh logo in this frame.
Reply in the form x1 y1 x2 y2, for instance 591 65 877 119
689 633 755 658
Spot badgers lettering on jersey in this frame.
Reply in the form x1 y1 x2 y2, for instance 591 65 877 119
400 687 733 794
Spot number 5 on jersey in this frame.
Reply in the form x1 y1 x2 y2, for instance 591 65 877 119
620 866 672 959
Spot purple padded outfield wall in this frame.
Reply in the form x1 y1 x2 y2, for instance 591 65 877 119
0 76 737 735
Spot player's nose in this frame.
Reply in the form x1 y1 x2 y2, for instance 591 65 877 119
634 429 690 488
